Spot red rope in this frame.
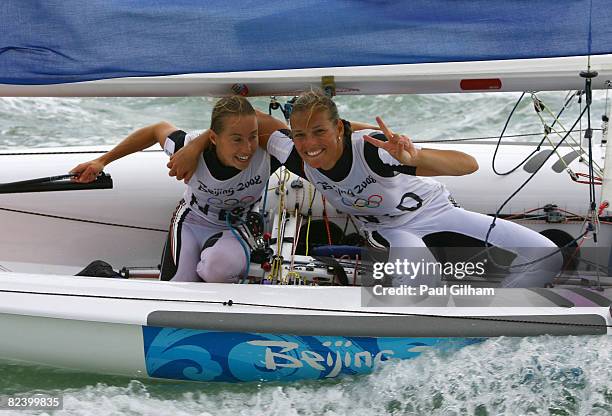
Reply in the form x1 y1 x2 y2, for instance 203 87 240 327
599 201 609 216
572 172 602 185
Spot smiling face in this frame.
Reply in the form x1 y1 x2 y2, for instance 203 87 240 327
211 114 258 170
290 108 345 170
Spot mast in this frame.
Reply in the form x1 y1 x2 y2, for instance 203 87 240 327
600 81 612 205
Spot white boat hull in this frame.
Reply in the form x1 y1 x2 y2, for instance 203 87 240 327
0 273 610 382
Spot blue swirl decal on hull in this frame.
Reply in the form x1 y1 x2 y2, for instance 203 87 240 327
142 327 482 382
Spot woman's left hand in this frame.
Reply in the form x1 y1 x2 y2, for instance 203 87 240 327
363 117 419 166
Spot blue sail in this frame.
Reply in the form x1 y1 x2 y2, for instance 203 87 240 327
1 0 611 85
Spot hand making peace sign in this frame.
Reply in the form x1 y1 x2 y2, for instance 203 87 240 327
362 117 419 166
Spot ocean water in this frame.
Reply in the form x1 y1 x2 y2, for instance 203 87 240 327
0 92 611 415
0 336 611 416
0 92 609 150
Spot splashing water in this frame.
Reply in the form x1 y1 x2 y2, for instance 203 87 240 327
0 336 611 415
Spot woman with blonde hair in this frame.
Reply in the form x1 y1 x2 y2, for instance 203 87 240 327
262 90 562 288
72 96 285 282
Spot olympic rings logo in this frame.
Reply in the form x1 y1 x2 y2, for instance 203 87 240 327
207 195 256 207
341 194 383 209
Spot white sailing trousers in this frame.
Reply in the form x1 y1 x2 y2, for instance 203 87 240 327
372 193 563 288
161 201 247 282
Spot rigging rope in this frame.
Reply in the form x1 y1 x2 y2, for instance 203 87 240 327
416 129 602 145
322 196 333 246
0 207 166 232
305 185 316 257
532 93 603 176
530 94 578 175
488 105 589 238
481 105 593 273
491 90 603 179
226 214 251 279
267 167 290 282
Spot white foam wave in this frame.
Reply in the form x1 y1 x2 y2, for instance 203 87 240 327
4 335 611 416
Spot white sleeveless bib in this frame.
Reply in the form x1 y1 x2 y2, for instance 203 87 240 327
184 142 270 226
303 131 444 228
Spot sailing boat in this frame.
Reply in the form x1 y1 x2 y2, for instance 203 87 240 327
1 1 612 383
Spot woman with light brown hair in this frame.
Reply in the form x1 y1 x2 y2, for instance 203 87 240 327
71 96 286 282
264 90 562 288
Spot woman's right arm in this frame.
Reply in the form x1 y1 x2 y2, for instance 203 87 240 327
70 121 178 183
255 110 288 149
